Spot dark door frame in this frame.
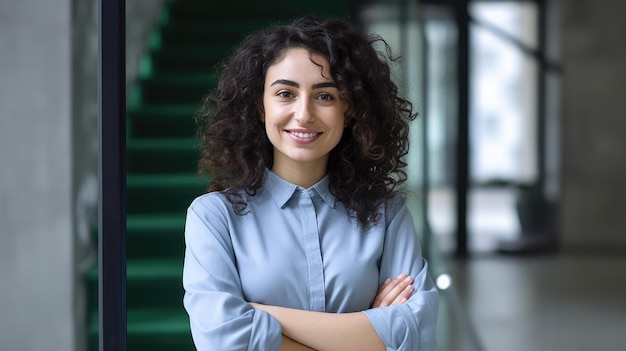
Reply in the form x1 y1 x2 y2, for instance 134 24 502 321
98 0 127 350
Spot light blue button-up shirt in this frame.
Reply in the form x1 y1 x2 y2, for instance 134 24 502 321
183 170 438 350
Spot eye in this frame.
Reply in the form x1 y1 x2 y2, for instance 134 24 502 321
316 93 335 101
276 91 294 99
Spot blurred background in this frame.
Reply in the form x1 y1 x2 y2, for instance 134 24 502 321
1 0 625 350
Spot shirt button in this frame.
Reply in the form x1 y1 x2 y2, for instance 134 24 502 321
308 189 315 197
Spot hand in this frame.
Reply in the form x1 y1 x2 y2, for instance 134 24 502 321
371 273 414 308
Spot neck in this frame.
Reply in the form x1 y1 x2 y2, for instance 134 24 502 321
272 160 328 188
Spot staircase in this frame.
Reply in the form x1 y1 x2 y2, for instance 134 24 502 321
86 0 348 350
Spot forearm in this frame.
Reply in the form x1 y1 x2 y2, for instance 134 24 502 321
280 335 318 351
254 304 385 351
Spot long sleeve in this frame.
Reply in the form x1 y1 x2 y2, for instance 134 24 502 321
182 196 283 351
362 198 439 351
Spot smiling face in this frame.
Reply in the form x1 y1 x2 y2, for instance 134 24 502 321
262 48 347 186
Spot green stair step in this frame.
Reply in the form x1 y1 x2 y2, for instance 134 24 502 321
140 73 216 105
127 138 200 174
169 0 346 11
140 72 217 85
128 104 199 139
127 214 186 259
127 258 182 280
88 214 186 259
127 174 207 214
161 20 282 45
160 23 262 48
154 45 235 57
151 47 233 74
167 0 347 23
86 258 185 312
89 309 194 351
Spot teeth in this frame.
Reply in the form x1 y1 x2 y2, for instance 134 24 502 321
291 131 318 138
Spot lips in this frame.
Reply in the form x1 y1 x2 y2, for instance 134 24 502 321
286 129 322 144
289 131 320 138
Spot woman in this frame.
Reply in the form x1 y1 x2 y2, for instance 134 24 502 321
183 16 438 351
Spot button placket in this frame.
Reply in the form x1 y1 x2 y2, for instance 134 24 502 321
299 190 326 311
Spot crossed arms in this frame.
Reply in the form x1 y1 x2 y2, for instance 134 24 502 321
183 195 439 351
254 274 415 351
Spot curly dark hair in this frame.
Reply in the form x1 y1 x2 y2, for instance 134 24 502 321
196 16 417 226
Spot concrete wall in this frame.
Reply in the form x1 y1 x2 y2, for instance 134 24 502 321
559 0 626 251
0 1 74 350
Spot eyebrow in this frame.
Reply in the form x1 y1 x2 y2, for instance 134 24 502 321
270 79 338 90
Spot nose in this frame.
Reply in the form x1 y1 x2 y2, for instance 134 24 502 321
294 98 314 125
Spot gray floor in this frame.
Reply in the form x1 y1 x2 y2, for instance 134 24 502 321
438 252 626 351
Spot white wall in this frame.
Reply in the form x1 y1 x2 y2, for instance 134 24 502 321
0 0 74 350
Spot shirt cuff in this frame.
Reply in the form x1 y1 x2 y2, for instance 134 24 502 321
363 304 419 351
248 309 283 351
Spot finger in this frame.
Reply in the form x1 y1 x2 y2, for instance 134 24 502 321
372 281 393 307
372 274 406 307
380 273 407 295
374 274 414 307
390 284 414 305
381 275 413 306
379 277 392 291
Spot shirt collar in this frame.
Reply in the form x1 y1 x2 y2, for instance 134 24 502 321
264 169 336 208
